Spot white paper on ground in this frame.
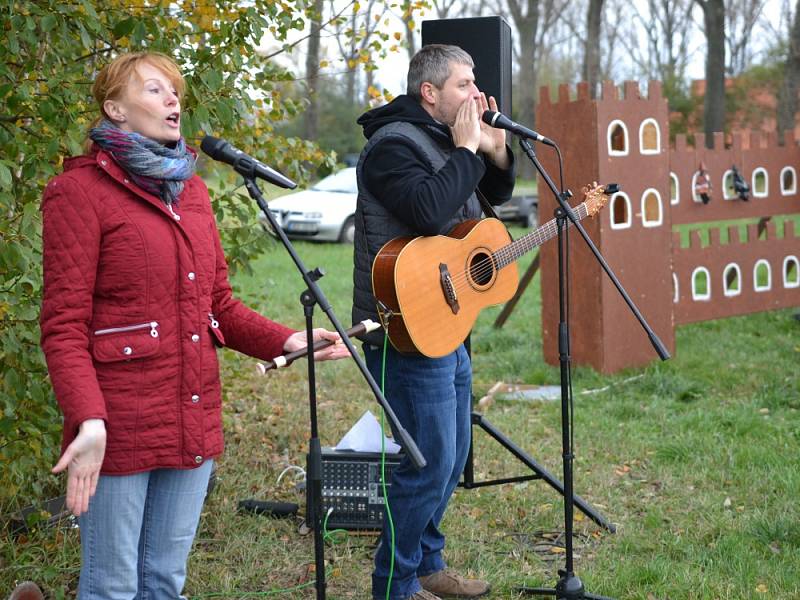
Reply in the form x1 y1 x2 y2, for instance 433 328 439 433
335 409 402 454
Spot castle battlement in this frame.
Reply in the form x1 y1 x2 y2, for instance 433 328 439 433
671 129 798 152
535 77 800 373
539 79 665 107
672 220 799 253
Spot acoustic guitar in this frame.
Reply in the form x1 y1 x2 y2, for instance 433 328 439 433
372 183 609 357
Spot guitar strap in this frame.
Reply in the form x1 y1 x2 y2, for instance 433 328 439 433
476 186 512 242
475 187 500 220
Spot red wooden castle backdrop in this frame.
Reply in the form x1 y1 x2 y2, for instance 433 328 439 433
535 81 800 373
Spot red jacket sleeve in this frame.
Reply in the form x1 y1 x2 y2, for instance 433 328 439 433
207 196 297 361
40 176 108 440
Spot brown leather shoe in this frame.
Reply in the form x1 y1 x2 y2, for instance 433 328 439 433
418 569 490 598
407 590 443 600
8 582 44 600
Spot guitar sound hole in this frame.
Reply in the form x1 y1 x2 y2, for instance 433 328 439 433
469 252 494 286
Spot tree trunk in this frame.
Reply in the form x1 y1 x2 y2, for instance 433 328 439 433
365 67 376 105
778 0 800 137
401 1 419 60
303 0 325 140
697 0 726 146
582 0 604 98
505 0 540 178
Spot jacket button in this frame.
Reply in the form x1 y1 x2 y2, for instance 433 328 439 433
124 178 130 184
100 160 107 166
191 334 200 342
187 272 196 281
191 394 200 403
195 455 203 464
123 346 133 355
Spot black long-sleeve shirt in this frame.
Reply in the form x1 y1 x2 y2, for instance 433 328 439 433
358 95 516 236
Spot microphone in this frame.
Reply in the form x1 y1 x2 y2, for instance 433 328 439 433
481 111 556 146
238 499 298 518
201 135 297 189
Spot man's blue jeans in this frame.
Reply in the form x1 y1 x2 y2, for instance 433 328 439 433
364 343 472 600
77 460 213 600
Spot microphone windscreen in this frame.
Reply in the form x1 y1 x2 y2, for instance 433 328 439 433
200 135 225 159
481 110 498 126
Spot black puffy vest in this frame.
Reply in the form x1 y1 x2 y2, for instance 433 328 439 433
351 121 483 347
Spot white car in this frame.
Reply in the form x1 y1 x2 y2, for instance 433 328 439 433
261 167 357 243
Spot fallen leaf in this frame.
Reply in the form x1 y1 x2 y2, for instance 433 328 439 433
755 583 768 593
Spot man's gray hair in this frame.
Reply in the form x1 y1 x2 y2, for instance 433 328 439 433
407 44 474 102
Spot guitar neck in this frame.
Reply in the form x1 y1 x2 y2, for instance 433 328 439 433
493 202 589 269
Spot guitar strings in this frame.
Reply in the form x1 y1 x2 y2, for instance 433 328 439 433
445 207 582 293
445 217 558 291
445 199 594 293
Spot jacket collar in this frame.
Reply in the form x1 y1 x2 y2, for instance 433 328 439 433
67 147 195 224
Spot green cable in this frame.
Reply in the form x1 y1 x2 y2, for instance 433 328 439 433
195 338 398 600
322 506 348 545
380 334 396 600
192 506 348 598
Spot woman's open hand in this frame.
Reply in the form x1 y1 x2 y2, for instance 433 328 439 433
52 418 107 517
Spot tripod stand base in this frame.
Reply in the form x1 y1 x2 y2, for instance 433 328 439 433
518 590 612 600
463 412 614 532
518 571 613 599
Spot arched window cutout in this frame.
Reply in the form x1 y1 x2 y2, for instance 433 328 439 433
723 263 741 297
691 171 708 203
753 259 771 291
784 255 799 288
639 118 660 154
669 172 679 205
672 272 679 303
692 267 711 301
752 168 768 198
722 170 735 200
610 192 631 229
641 188 663 227
780 167 796 195
608 120 629 156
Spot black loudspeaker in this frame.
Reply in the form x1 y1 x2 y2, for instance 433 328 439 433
421 16 513 116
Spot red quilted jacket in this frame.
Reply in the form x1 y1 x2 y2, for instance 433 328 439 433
40 148 295 474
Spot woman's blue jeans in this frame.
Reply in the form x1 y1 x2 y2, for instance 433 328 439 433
77 460 213 600
364 343 472 600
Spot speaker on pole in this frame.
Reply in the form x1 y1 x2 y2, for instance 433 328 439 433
421 16 513 116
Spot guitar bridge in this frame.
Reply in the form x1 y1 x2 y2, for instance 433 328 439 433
439 263 459 315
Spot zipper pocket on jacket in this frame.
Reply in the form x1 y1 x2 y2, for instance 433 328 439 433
94 321 159 338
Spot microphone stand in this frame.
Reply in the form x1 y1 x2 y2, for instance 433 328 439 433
515 138 669 600
242 177 426 600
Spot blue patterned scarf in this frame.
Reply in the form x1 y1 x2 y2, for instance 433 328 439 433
89 120 196 205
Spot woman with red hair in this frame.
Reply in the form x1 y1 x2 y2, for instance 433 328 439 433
40 52 348 599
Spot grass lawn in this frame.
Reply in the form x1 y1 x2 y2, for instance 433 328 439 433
3 227 799 599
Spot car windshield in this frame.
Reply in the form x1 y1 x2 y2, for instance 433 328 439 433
311 168 357 194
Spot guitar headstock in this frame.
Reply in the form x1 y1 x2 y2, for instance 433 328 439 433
581 181 611 217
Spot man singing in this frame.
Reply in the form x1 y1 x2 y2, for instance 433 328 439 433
352 44 516 600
